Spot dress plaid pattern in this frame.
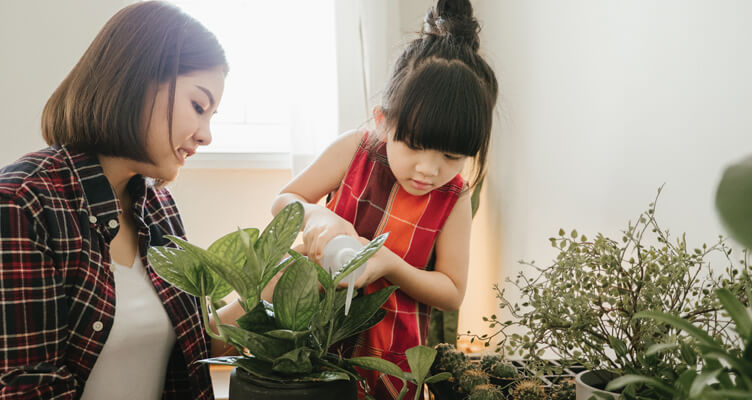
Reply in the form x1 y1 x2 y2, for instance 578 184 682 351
327 132 463 399
0 146 213 400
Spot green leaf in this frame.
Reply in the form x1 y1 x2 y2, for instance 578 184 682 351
689 369 721 397
272 347 313 374
645 342 678 357
715 156 752 249
332 233 388 285
608 335 628 358
256 201 304 268
260 255 295 293
166 235 257 301
423 372 452 384
330 286 398 344
147 246 202 296
348 356 405 380
470 178 483 218
634 311 723 351
218 324 293 362
207 228 259 267
405 345 436 384
265 329 310 341
716 288 752 338
273 257 319 331
605 375 675 395
236 300 276 333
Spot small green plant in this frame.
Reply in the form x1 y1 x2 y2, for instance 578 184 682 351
467 384 504 400
459 368 490 393
147 202 451 397
480 353 518 379
433 343 470 377
550 378 576 400
467 188 752 398
607 287 752 398
509 379 546 400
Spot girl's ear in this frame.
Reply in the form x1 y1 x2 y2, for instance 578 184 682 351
372 106 385 127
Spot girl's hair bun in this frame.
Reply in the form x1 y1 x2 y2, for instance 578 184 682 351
424 0 480 51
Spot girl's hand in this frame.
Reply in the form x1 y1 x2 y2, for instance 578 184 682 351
302 205 358 264
348 237 397 289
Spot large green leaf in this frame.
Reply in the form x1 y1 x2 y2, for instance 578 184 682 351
348 356 405 379
147 246 202 296
273 257 319 331
272 347 313 374
260 255 295 293
236 300 276 334
715 156 752 249
218 324 293 362
256 202 304 267
716 288 752 339
207 228 259 267
167 235 257 301
241 230 264 285
606 375 675 395
332 233 388 286
265 329 310 341
330 286 397 344
634 311 723 351
405 346 436 384
689 369 721 398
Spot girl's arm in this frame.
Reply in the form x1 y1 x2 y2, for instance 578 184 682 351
271 130 365 260
354 191 472 311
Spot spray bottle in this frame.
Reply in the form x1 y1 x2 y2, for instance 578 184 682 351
321 235 366 316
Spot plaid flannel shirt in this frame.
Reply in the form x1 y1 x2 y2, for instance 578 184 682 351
0 146 213 400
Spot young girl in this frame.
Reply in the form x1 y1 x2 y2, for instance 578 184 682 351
271 0 497 397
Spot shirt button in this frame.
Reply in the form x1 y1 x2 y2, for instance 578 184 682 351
89 215 97 224
108 219 119 229
93 321 104 332
110 264 116 272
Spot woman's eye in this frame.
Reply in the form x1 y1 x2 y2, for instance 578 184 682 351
192 102 205 115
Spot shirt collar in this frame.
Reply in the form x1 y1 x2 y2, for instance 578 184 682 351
60 145 148 230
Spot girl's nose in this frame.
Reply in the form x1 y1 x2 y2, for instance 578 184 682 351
415 155 439 177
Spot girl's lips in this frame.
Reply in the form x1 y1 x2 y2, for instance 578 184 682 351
410 179 431 191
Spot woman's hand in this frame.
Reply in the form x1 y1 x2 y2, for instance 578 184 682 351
302 205 358 264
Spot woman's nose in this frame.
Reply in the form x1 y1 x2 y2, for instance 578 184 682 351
195 122 212 146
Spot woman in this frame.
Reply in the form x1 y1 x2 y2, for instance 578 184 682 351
0 2 242 399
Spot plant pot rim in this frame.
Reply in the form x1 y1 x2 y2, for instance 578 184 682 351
232 367 352 389
575 369 621 398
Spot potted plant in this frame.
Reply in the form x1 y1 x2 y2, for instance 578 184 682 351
147 202 449 399
605 156 752 398
467 187 752 399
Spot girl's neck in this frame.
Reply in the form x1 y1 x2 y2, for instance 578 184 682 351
98 155 138 209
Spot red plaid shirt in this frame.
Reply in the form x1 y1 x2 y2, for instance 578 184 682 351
0 146 213 400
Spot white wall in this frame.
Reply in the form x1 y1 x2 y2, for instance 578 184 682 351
463 0 752 337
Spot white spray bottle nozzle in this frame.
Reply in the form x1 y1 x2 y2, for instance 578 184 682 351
321 235 365 316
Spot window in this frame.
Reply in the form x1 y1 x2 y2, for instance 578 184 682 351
167 0 339 169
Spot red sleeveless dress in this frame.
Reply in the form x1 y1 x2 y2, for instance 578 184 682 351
326 132 463 399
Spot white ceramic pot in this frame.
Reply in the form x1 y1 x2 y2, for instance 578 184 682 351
575 370 621 400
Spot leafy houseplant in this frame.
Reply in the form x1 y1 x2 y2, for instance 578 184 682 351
147 202 448 399
468 188 752 399
607 287 752 399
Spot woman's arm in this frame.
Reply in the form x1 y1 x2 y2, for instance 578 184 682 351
0 199 77 399
353 192 472 311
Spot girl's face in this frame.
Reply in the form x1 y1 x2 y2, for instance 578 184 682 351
141 66 225 182
385 128 467 196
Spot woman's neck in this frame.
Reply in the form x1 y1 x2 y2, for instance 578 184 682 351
98 155 137 207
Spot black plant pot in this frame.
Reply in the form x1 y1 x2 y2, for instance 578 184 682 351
229 367 358 400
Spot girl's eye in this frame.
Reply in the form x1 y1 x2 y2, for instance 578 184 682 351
192 102 205 115
444 154 463 161
406 143 423 151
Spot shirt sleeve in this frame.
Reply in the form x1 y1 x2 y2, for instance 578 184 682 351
0 197 76 399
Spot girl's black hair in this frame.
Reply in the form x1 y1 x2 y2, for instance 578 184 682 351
380 0 498 187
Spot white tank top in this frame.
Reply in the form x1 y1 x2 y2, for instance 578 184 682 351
81 256 177 400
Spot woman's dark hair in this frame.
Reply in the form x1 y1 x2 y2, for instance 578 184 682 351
41 1 227 162
380 0 497 188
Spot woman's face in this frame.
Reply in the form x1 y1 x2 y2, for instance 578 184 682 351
141 66 225 182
